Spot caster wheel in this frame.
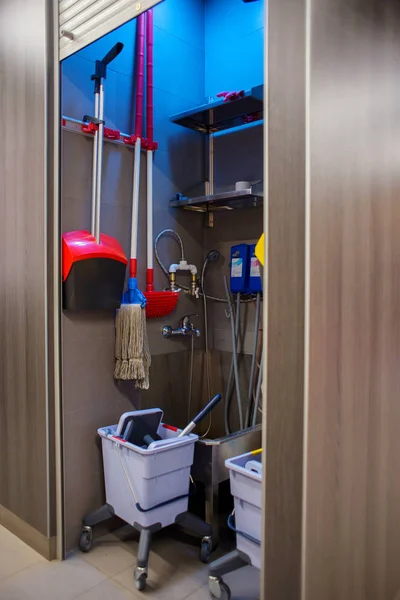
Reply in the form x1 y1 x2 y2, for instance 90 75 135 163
79 528 93 553
134 569 147 592
200 537 213 564
209 579 231 600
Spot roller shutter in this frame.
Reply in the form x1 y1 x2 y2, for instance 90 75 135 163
59 0 162 60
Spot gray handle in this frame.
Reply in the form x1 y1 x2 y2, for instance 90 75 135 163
179 394 222 437
193 394 222 425
102 42 123 66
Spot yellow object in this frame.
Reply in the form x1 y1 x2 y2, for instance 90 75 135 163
255 234 265 267
251 448 262 455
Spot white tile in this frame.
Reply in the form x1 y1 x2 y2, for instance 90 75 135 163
80 537 136 577
0 553 106 600
0 527 45 581
75 578 138 600
113 536 207 600
183 587 210 600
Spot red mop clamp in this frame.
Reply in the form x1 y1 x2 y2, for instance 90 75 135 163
81 121 99 134
81 115 104 134
104 127 120 140
217 90 245 103
122 133 138 146
123 134 148 149
143 139 158 151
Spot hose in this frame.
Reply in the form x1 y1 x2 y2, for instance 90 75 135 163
202 261 212 403
186 254 215 437
245 292 261 427
154 229 185 265
187 334 195 422
251 347 264 426
224 291 241 435
154 228 253 304
200 256 213 437
224 277 244 431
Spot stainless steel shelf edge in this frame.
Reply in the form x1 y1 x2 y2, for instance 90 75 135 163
170 85 264 134
170 189 264 212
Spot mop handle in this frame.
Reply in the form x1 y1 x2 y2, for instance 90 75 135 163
135 14 145 139
102 42 124 66
130 13 146 278
146 9 154 146
94 83 104 243
179 394 222 437
90 93 99 237
146 9 155 290
90 42 124 243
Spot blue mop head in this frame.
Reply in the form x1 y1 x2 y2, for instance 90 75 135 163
122 277 147 307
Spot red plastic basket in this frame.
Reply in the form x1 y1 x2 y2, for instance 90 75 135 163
144 291 179 319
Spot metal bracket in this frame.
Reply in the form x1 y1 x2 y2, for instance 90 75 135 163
205 211 214 228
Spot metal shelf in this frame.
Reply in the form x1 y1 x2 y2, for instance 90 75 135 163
170 187 263 212
170 85 264 134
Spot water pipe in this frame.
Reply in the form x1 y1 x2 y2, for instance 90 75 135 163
245 292 261 426
146 9 156 293
129 12 145 284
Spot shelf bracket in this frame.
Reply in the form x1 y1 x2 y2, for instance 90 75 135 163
205 211 214 228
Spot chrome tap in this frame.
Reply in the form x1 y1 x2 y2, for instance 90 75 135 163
162 314 200 338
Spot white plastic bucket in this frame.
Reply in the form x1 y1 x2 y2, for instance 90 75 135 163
98 412 198 529
225 449 262 569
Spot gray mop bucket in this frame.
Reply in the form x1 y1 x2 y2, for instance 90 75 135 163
98 410 198 529
225 449 262 569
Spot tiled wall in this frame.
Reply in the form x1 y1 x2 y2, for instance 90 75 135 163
203 0 264 356
61 0 207 551
205 0 264 98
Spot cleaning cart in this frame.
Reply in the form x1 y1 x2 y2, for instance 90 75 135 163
80 395 222 592
208 449 262 600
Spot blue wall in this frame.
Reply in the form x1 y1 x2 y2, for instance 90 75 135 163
205 0 264 98
62 0 265 128
62 0 205 144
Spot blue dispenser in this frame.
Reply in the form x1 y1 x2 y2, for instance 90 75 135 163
230 244 249 293
248 244 262 293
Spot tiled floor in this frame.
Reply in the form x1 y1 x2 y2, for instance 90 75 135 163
0 526 260 600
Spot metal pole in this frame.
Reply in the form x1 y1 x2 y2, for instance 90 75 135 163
90 93 99 237
95 83 104 243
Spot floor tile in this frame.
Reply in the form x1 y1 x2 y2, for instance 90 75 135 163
0 527 45 581
113 535 208 600
80 535 136 577
75 578 137 599
0 552 106 600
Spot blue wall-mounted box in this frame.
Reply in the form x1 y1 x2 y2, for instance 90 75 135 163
230 244 250 293
248 243 262 293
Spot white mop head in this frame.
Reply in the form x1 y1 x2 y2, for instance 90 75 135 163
114 304 151 388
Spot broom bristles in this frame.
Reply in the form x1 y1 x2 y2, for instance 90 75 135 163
114 304 151 388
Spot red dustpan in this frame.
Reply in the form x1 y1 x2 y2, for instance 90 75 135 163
62 43 128 311
143 10 179 318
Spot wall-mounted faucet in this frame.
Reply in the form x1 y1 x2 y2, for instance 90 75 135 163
168 261 199 298
162 314 201 338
